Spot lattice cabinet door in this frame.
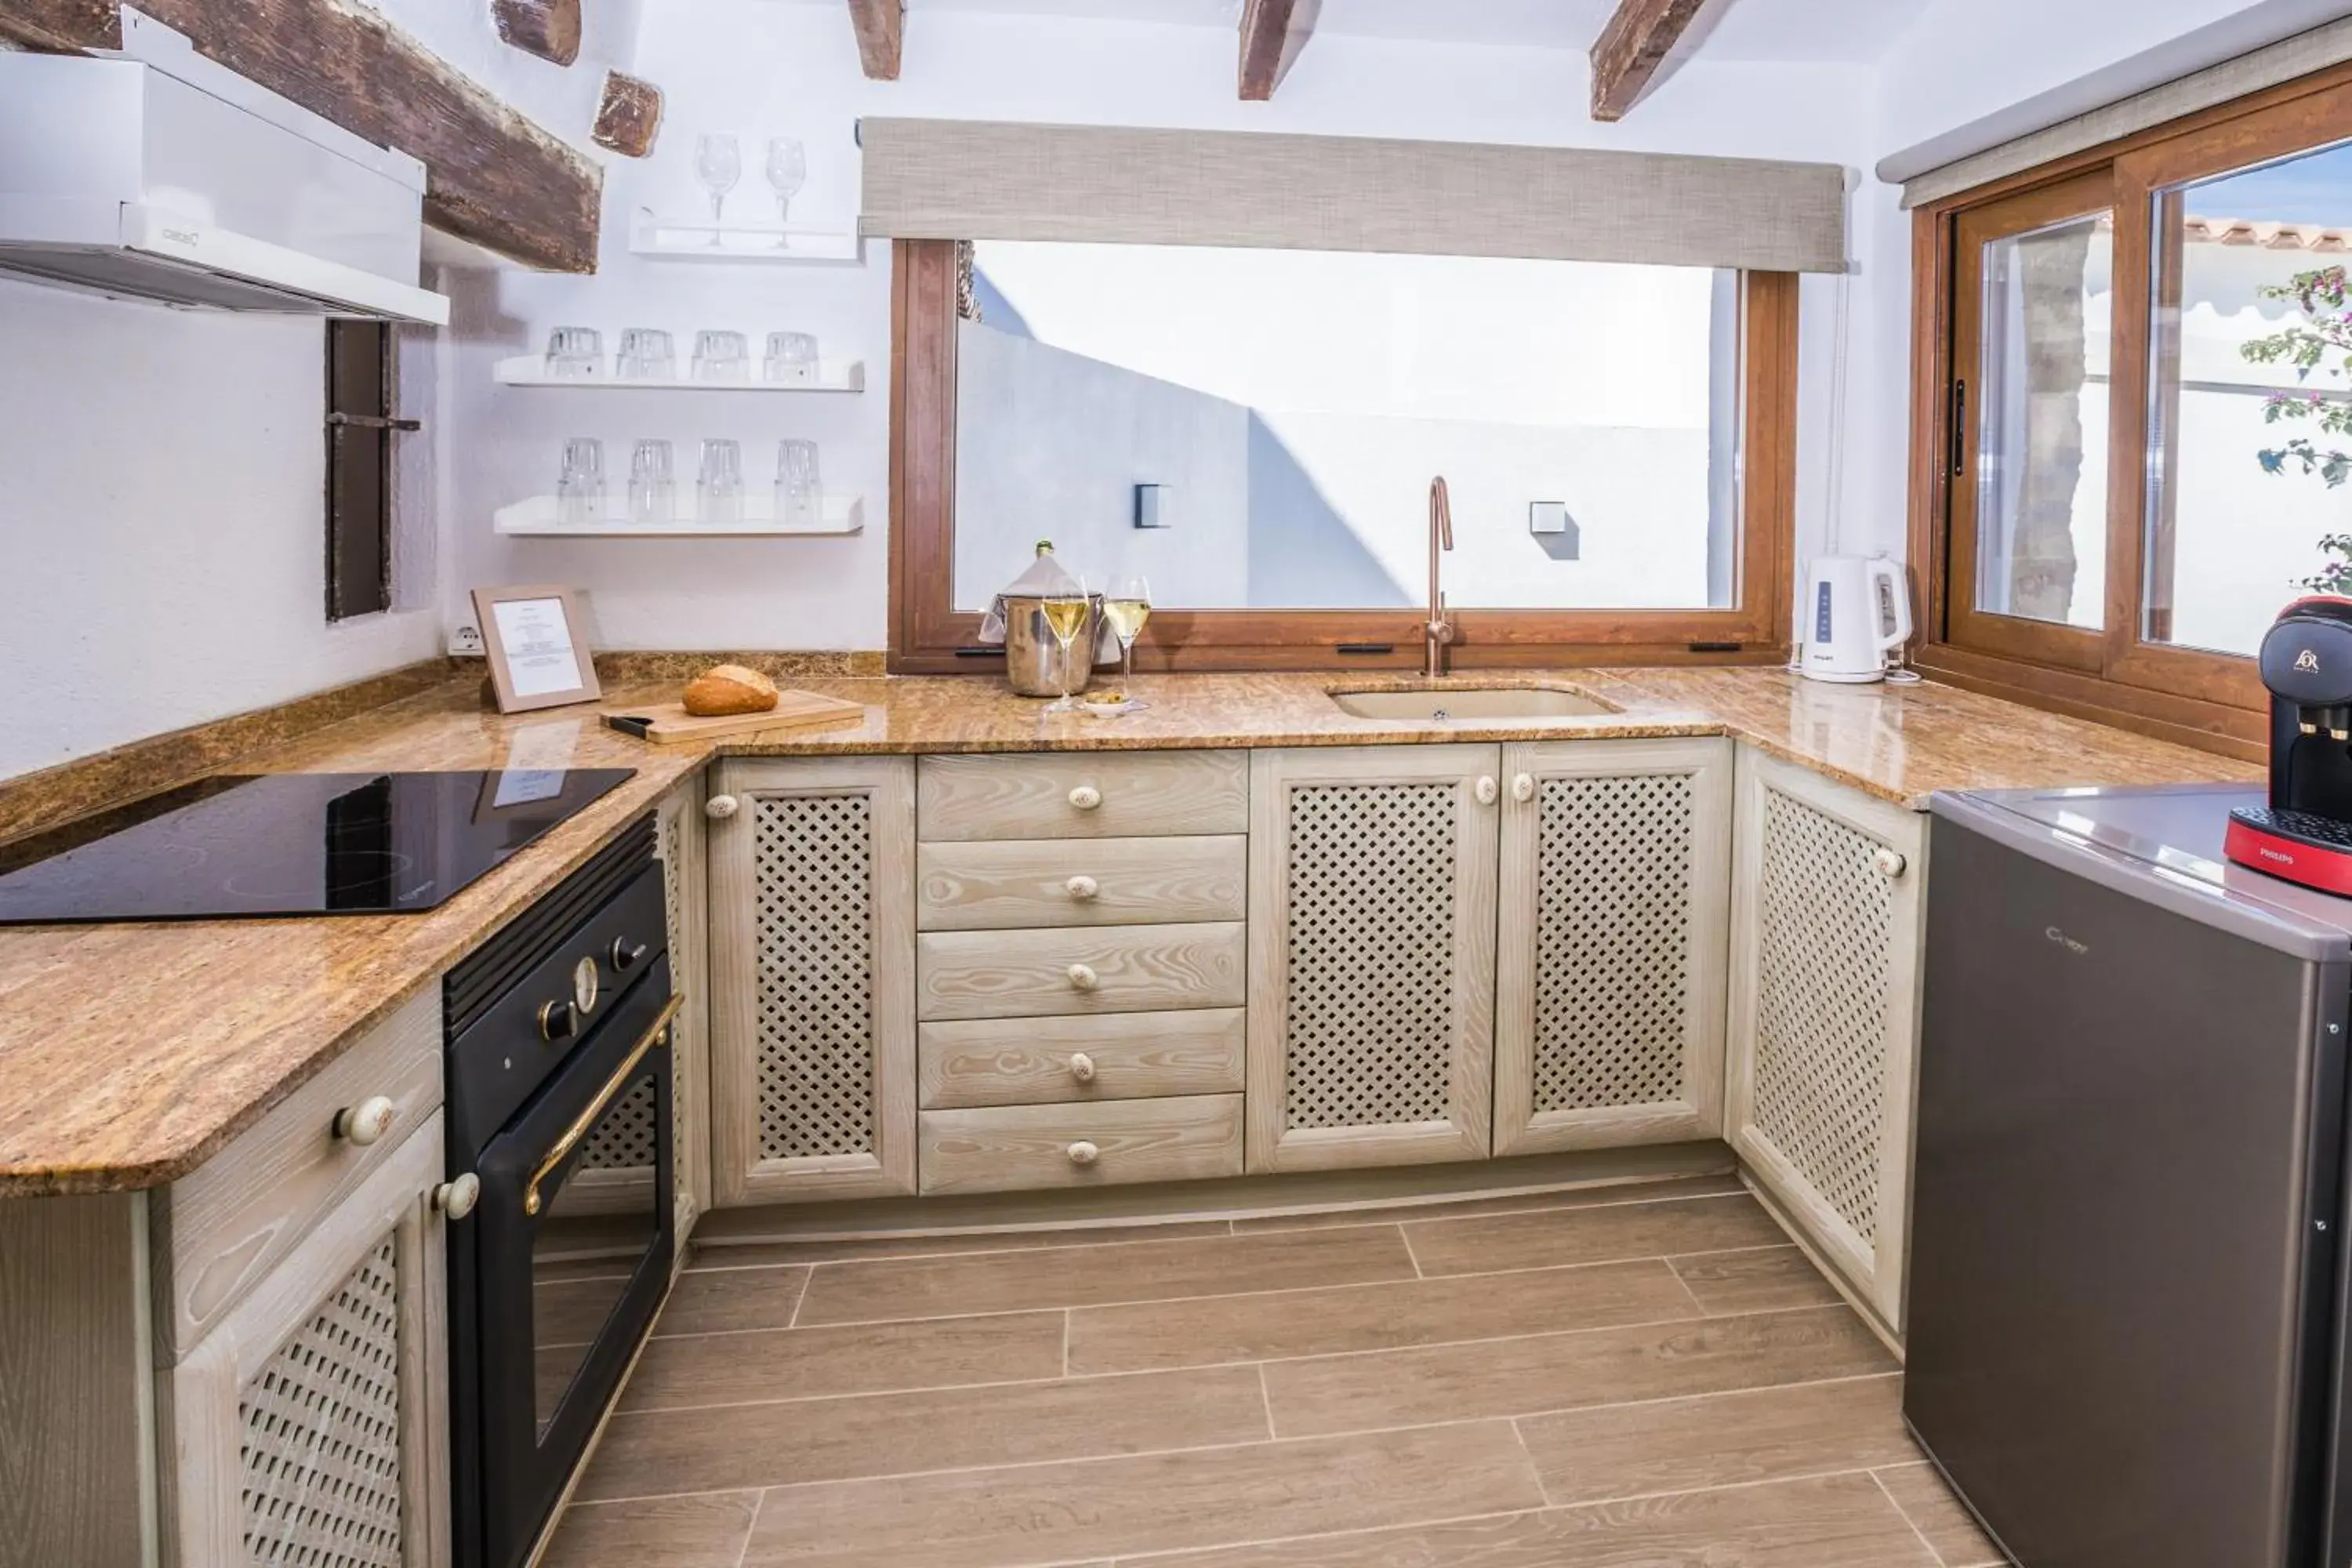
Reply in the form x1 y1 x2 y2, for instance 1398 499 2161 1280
1725 748 1927 1334
1494 738 1733 1157
166 1114 449 1568
1246 746 1501 1173
706 757 917 1206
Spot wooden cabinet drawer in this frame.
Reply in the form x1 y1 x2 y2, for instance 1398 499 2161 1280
917 834 1247 931
920 1009 1247 1109
917 921 1246 1022
918 750 1247 841
156 987 442 1360
919 1094 1243 1195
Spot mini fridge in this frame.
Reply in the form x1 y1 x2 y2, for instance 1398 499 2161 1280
1911 783 2352 1566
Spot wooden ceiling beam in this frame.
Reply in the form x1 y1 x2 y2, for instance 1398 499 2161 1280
0 0 602 273
1590 0 1708 122
1238 0 1313 101
847 0 902 80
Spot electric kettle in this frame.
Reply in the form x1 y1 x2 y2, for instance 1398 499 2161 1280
1800 555 1912 684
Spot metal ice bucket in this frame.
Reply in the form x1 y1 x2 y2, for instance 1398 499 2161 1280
999 593 1103 698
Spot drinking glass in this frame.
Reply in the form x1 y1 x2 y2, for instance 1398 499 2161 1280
615 327 675 381
545 325 603 379
1103 572 1152 705
627 439 676 524
775 439 821 528
691 330 749 382
698 438 744 524
765 138 808 245
557 437 604 525
695 134 742 241
1040 573 1091 714
763 331 820 385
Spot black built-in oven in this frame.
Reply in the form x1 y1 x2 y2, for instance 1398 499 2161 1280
444 816 675 1568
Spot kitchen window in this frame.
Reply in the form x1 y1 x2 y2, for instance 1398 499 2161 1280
1914 65 2352 753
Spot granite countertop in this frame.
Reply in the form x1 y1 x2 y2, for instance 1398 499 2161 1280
0 668 2257 1198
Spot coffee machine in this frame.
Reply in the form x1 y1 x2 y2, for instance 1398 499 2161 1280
2224 596 2352 893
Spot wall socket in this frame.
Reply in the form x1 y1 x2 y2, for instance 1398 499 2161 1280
448 622 485 657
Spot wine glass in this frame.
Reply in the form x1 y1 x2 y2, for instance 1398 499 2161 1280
765 138 807 247
1040 574 1091 714
1103 572 1152 706
695 134 742 243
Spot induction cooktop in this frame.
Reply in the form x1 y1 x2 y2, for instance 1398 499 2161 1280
0 769 635 925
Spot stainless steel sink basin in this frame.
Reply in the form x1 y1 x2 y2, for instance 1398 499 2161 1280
1329 688 1620 722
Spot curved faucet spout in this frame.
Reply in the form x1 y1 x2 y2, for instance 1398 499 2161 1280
1427 477 1456 678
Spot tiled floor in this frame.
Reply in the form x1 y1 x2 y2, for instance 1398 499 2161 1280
539 1177 2009 1567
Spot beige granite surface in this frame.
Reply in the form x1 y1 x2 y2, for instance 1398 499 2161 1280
0 669 2255 1198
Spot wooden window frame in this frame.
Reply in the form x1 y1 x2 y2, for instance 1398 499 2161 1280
325 321 405 623
1907 62 2352 760
887 239 1801 674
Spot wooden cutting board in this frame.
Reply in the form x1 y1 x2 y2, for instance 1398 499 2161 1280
602 690 867 744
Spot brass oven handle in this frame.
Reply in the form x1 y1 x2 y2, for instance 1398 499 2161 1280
524 993 683 1218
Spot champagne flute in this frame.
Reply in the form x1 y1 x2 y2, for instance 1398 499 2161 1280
1040 575 1091 714
1103 572 1152 707
695 134 742 243
765 138 807 247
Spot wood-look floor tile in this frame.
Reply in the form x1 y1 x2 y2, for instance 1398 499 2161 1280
1516 1374 1914 1503
621 1311 1068 1413
1875 1463 2009 1566
1263 1305 1896 1438
1118 1470 1938 1567
739 1421 1544 1567
795 1225 1415 1326
1667 1246 1845 1315
654 1265 811 1336
1068 1258 1699 1374
577 1364 1268 1500
691 1218 1233 1269
1230 1174 1745 1234
1403 1192 1788 1278
537 1490 760 1568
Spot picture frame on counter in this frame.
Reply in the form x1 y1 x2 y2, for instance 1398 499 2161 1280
473 584 602 713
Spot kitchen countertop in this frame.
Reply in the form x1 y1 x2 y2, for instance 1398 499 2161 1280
0 667 2257 1198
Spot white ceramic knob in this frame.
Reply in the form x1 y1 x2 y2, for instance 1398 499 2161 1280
704 793 740 819
1069 1051 1097 1083
1065 874 1101 902
1067 1140 1100 1167
1067 963 1100 992
1512 773 1536 804
333 1096 397 1147
432 1174 481 1220
1872 847 1908 880
1068 784 1103 811
1475 775 1500 806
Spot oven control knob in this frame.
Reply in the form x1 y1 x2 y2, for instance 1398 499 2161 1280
333 1096 397 1146
432 1174 481 1220
610 937 651 972
538 1000 580 1042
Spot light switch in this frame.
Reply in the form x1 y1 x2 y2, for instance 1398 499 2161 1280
1134 483 1170 529
1529 501 1570 535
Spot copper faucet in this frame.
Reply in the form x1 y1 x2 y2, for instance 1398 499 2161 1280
1426 476 1456 678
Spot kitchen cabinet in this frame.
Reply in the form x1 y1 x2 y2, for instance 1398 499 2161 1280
1725 747 1926 1334
1246 746 1501 1173
1494 738 1733 1156
706 756 917 1206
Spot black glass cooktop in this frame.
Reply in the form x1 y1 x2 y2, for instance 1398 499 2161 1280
0 769 635 925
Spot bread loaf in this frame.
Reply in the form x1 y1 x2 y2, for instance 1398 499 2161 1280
681 663 781 717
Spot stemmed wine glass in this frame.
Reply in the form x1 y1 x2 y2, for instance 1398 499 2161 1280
1040 574 1091 715
1103 572 1152 709
695 134 742 243
765 138 807 248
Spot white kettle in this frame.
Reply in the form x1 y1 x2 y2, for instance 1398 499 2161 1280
1800 555 1912 684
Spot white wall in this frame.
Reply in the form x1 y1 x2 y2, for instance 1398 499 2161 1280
439 0 1878 651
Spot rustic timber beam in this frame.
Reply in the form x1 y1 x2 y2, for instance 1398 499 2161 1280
593 70 662 159
0 0 602 273
847 0 902 80
1237 0 1313 101
1590 0 1708 121
492 0 579 67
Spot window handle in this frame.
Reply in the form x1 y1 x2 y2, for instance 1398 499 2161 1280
1949 379 1967 477
327 412 423 432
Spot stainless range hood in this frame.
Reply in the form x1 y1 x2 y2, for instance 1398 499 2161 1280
0 9 449 324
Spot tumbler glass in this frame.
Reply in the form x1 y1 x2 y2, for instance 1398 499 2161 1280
698 438 744 524
627 439 676 524
775 439 821 528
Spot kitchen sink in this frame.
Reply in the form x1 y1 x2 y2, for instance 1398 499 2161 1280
1328 688 1620 722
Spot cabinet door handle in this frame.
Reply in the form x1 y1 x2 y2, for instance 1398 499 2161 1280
704 793 740 819
1065 874 1101 902
1066 963 1100 992
1068 785 1103 811
1475 775 1499 806
1873 847 1908 880
1069 1051 1097 1083
1511 773 1536 803
333 1096 397 1146
1067 1140 1100 1166
432 1174 481 1219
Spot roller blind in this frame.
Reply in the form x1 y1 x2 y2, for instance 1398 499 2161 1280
1890 14 2352 209
858 118 1849 274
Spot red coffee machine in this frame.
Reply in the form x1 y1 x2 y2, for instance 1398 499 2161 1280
2225 596 2352 894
